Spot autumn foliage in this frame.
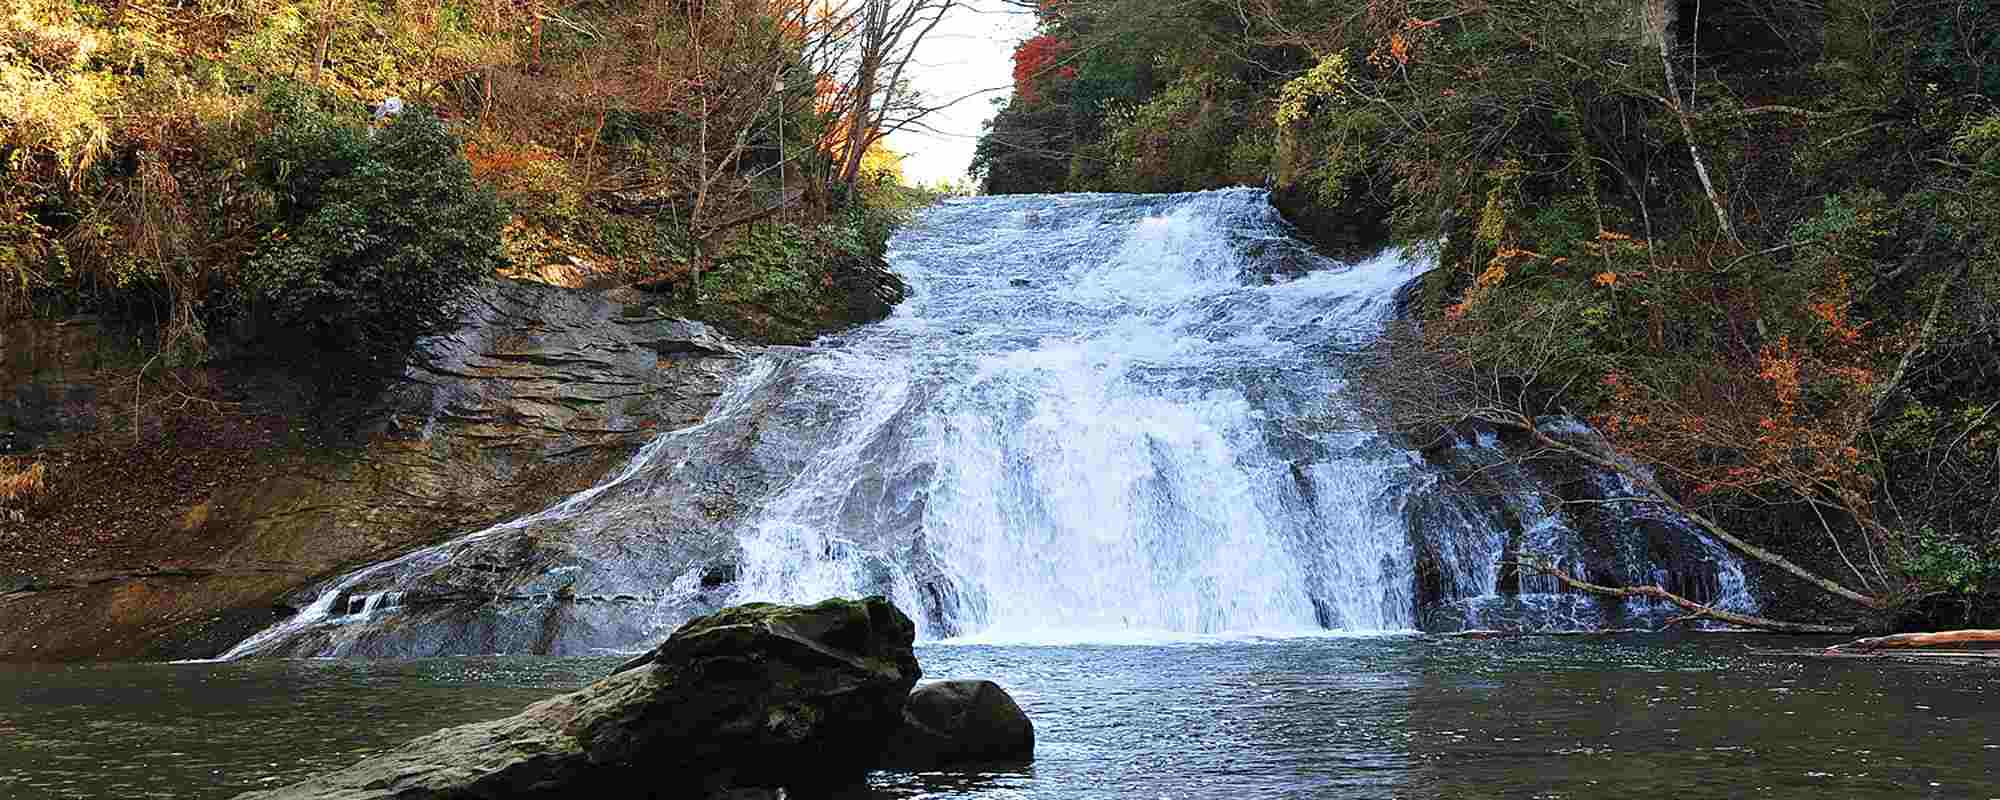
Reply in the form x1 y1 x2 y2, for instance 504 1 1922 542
1011 34 1074 104
0 458 47 506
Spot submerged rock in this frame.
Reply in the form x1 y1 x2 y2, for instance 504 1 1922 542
233 597 921 800
881 680 1035 769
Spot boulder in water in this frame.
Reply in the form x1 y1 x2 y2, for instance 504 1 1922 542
232 597 920 800
881 680 1035 769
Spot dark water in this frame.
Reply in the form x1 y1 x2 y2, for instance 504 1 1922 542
2 636 1995 799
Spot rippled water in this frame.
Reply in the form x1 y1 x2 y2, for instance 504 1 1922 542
4 637 1995 799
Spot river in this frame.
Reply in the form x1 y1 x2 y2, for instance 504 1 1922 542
3 636 1996 798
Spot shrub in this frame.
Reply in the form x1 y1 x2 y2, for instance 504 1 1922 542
0 457 46 505
243 91 505 356
1902 527 2000 596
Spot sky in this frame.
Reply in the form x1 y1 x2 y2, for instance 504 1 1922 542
884 1 1036 185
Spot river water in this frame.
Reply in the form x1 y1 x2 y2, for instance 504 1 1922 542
3 636 1996 799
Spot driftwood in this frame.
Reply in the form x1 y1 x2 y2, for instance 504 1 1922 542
1506 560 1860 634
1827 630 2000 653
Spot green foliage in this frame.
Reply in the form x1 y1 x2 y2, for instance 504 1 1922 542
243 102 505 354
712 223 817 302
5 0 916 364
1952 113 2000 170
1902 527 2000 595
1914 0 2000 96
1274 54 1349 127
254 86 374 224
1101 72 1243 192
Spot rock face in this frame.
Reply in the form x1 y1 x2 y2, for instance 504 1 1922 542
0 280 748 661
1267 183 1392 265
234 597 922 800
0 316 115 454
882 680 1035 769
220 346 935 658
1405 420 1759 632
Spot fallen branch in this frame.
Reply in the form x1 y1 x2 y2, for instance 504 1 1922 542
1509 421 1889 611
1446 628 1649 639
1827 630 2000 653
1508 560 1858 634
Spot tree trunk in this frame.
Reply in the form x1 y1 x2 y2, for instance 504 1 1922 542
310 0 339 84
841 64 879 194
1652 3 1738 246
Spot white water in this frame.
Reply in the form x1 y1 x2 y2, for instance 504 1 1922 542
722 191 1424 638
220 189 1757 658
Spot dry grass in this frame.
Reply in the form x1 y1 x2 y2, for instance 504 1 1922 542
0 457 47 505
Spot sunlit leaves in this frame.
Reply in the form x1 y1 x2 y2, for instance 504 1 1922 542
1274 53 1350 127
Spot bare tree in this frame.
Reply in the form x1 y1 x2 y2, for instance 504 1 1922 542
830 0 958 195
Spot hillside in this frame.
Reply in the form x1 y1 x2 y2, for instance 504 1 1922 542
976 0 2000 629
0 0 950 658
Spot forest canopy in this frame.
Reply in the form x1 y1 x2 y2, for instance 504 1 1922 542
1 0 955 359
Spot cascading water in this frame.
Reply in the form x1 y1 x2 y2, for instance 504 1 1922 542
220 189 1755 659
1410 419 1760 631
726 191 1423 640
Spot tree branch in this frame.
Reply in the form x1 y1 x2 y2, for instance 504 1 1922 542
1509 559 1858 634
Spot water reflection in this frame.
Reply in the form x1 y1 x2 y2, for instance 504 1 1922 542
1 637 1995 799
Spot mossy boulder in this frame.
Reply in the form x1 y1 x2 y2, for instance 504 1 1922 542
233 597 921 800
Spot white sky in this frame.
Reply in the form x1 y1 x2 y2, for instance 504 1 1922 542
884 1 1035 185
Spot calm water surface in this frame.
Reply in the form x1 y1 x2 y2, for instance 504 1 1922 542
2 635 1995 799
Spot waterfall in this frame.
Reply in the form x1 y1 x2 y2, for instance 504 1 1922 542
220 189 1756 659
727 192 1422 640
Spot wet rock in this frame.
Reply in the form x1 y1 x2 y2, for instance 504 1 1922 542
1267 183 1391 264
233 597 921 800
1403 419 1765 632
700 560 739 589
0 280 750 662
0 316 122 453
880 680 1034 769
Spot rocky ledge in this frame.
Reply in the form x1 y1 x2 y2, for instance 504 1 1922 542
0 280 748 661
233 598 1032 800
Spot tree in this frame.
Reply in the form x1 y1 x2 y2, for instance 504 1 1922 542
831 0 958 195
245 97 505 356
